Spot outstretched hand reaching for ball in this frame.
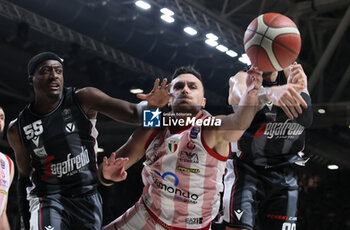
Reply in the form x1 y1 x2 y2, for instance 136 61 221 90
137 78 172 108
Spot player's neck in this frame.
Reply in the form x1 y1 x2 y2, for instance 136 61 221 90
32 96 61 115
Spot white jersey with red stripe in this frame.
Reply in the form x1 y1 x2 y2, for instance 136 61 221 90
0 152 12 214
141 111 229 229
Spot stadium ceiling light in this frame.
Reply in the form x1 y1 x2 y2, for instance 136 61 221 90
317 108 326 114
206 33 218 41
226 50 238 57
184 26 197 36
238 53 251 65
205 39 218 47
327 164 339 170
97 147 104 153
216 44 228 52
160 7 174 16
130 88 144 94
161 15 175 23
135 1 151 10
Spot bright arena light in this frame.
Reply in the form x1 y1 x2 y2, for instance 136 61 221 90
226 50 238 57
327 164 339 170
216 44 228 52
205 39 218 47
206 33 218 41
130 88 144 94
135 1 151 10
318 108 326 114
161 14 175 23
184 26 197 36
238 53 251 65
97 148 104 153
160 8 174 16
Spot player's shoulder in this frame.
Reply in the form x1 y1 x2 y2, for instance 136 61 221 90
7 118 18 135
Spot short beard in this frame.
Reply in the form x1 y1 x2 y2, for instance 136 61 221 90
47 92 61 100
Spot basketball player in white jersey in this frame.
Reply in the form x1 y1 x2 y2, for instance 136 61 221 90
0 107 14 230
100 66 263 230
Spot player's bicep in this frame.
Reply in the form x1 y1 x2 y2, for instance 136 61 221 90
76 87 137 122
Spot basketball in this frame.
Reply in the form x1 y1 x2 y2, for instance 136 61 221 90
243 13 301 72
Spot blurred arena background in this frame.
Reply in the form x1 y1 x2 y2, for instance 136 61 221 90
0 0 349 229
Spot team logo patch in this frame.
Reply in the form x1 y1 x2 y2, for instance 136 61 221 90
166 139 179 154
65 122 75 133
32 136 40 147
0 159 5 169
45 225 55 230
143 108 161 127
190 126 200 139
62 108 72 121
33 146 48 158
234 209 244 221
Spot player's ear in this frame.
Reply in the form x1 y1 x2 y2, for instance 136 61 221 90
201 97 206 108
28 75 33 86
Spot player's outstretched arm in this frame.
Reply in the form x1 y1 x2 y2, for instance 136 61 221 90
97 127 155 186
202 67 261 157
76 78 172 124
7 120 31 230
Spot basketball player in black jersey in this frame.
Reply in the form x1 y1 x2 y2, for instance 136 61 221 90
220 62 313 230
7 52 172 230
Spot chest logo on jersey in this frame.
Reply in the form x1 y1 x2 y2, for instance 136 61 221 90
264 119 305 139
166 139 179 154
152 169 199 204
65 122 75 133
62 108 72 121
179 151 199 163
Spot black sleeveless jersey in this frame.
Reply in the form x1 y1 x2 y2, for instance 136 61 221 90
17 87 99 196
232 72 313 168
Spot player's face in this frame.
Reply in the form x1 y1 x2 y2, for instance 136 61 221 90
0 108 4 134
169 74 206 112
30 60 64 100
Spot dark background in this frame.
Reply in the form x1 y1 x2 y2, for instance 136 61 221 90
0 0 349 229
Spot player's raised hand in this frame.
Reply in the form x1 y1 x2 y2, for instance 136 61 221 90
137 78 172 108
246 65 263 91
287 62 307 93
102 152 129 182
267 85 307 119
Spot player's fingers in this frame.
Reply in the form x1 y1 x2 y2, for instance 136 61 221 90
152 78 160 91
136 94 147 100
281 97 298 118
289 88 307 108
165 82 172 91
160 78 167 90
280 100 294 119
103 156 108 166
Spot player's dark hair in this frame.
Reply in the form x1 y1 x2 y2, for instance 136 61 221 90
171 66 202 82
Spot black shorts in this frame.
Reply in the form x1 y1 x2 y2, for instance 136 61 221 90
222 159 298 230
29 190 103 230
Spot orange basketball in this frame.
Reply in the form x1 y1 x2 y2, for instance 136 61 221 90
244 13 301 72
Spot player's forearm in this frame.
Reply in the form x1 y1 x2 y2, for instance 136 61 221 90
229 82 247 106
17 176 30 230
